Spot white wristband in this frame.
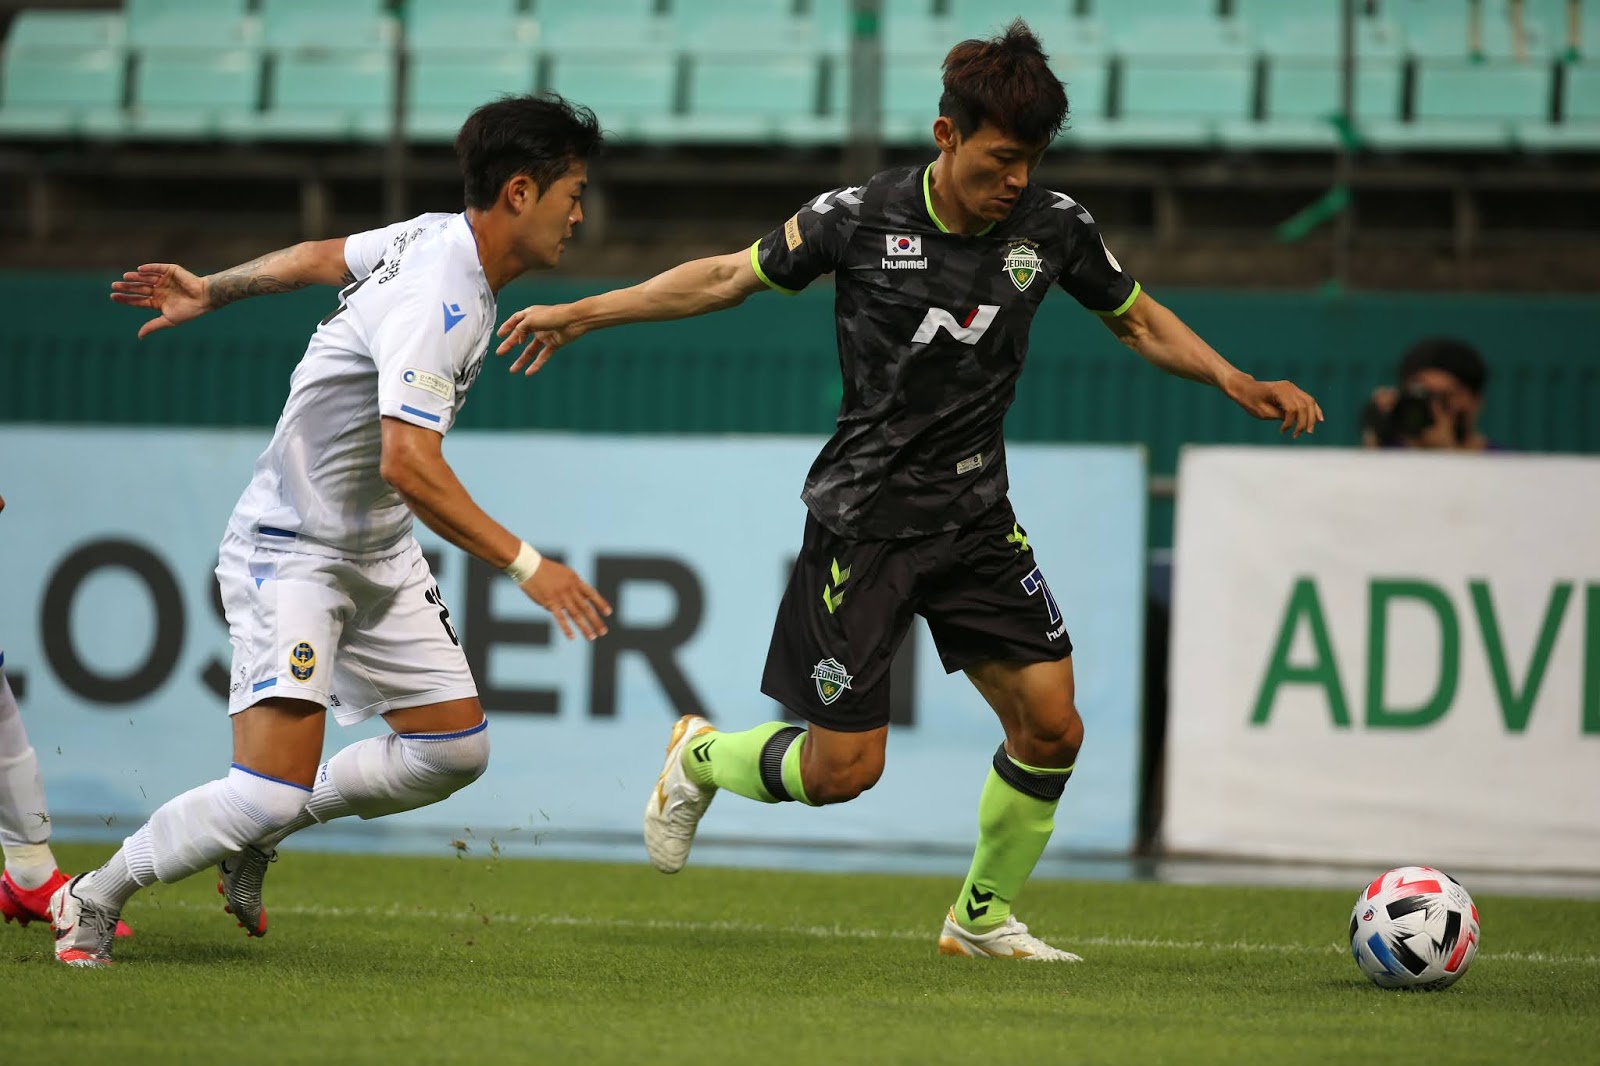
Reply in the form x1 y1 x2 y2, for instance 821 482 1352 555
503 540 542 584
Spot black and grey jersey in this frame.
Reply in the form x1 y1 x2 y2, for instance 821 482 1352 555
752 163 1140 540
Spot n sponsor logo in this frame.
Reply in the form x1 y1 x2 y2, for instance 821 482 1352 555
911 305 1000 345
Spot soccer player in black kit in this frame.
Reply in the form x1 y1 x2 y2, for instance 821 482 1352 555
497 22 1322 960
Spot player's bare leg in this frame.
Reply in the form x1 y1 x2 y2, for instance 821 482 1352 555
938 657 1083 962
220 695 488 936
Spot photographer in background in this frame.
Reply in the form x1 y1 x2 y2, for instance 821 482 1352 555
1362 337 1501 451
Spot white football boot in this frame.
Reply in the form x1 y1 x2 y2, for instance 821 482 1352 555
49 874 123 968
643 714 717 873
937 908 1083 961
218 844 277 937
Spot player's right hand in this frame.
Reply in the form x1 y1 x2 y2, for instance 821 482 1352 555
110 263 212 339
519 559 613 641
495 304 583 376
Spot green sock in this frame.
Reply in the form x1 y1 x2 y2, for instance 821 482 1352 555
683 722 816 806
953 748 1074 933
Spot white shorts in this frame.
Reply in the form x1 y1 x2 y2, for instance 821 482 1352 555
217 529 477 726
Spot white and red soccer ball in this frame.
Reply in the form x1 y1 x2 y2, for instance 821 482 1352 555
1349 866 1480 990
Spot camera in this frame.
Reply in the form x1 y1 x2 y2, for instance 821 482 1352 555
1362 383 1440 447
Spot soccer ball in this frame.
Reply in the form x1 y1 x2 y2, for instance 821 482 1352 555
1349 866 1480 990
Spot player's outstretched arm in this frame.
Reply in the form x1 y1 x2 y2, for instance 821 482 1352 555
496 248 767 375
379 417 612 641
109 237 353 340
1102 290 1325 438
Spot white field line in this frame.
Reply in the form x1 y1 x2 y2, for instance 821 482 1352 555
153 899 1600 967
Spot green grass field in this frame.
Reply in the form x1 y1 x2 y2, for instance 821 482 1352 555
10 844 1599 1065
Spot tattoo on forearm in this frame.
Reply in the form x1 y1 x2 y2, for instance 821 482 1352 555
206 250 311 308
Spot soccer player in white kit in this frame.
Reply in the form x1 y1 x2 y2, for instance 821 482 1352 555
50 95 611 967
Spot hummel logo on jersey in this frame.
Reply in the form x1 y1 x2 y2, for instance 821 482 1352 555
442 302 467 333
886 235 922 256
911 305 1000 345
883 234 927 270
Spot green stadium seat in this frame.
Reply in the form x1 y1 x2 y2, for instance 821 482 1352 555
672 0 797 28
1052 54 1113 144
1110 15 1253 57
1093 0 1223 21
881 51 945 143
407 0 533 55
1366 59 1551 150
544 52 677 141
125 0 254 51
882 4 956 58
535 2 675 52
0 46 125 137
1231 0 1342 35
408 51 535 142
1220 58 1404 150
227 48 395 140
672 13 826 55
1518 60 1600 149
1523 0 1600 57
126 48 260 138
947 0 1075 39
4 10 125 50
679 53 839 144
1254 15 1405 60
1102 57 1254 147
259 0 397 51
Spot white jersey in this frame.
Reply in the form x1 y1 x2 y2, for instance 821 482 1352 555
228 212 496 558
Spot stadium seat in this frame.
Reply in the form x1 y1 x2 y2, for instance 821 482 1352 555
947 0 1075 39
881 51 945 143
1220 58 1404 150
1091 0 1223 20
0 45 125 138
671 0 797 29
125 0 255 51
3 10 125 51
1367 59 1551 149
1053 53 1113 145
673 13 825 55
229 48 395 140
544 52 678 141
1109 14 1253 57
408 52 536 142
259 0 397 51
1252 14 1406 60
1105 58 1254 147
535 0 676 52
407 0 533 55
126 48 260 138
680 53 839 144
1518 60 1600 149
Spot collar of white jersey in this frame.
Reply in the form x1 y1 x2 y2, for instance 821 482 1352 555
453 212 494 297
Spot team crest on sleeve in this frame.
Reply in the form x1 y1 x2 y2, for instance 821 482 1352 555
1004 240 1042 292
811 658 853 706
289 641 317 682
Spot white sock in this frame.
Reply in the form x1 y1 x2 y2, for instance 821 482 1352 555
0 669 57 889
258 723 490 850
81 765 311 908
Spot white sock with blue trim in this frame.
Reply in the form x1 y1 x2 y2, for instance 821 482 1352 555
254 721 492 849
79 765 311 908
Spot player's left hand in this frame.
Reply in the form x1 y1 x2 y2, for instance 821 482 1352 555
496 304 584 376
1226 376 1324 438
110 262 211 339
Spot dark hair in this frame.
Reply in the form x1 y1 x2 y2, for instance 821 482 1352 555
1398 336 1489 395
455 93 604 210
938 19 1068 146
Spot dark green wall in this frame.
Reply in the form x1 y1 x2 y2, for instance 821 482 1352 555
5 273 1597 543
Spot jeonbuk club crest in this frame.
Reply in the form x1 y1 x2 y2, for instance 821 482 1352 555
811 657 853 706
1004 241 1042 291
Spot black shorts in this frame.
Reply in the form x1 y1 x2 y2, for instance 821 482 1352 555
760 500 1073 732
